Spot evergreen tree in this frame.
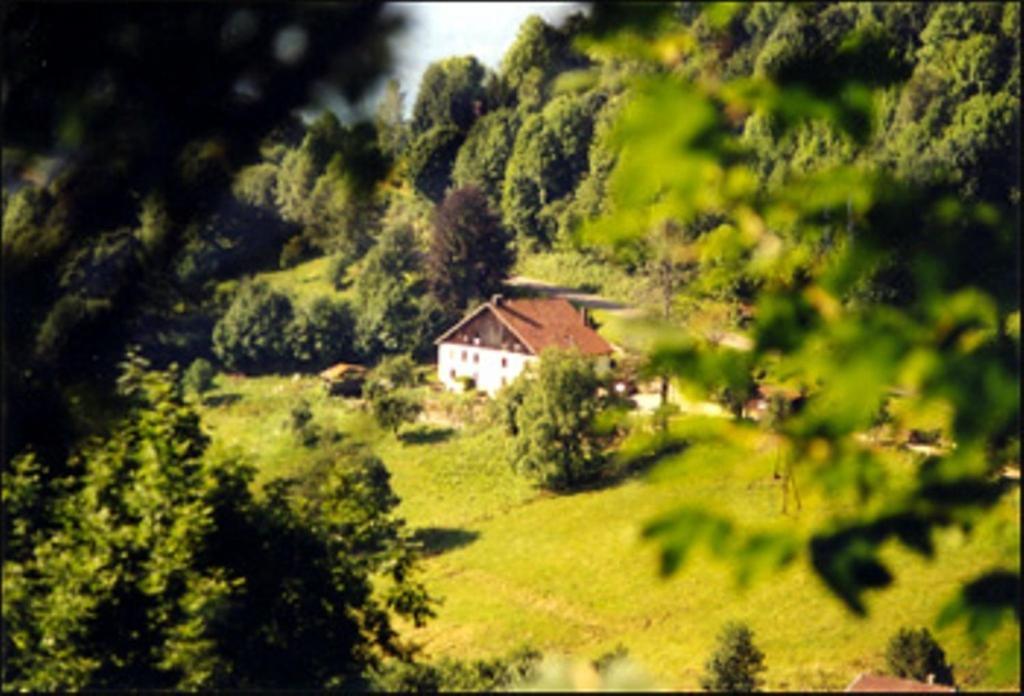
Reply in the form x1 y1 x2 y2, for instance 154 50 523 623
700 622 767 692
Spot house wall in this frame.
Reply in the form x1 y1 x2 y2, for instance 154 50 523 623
437 341 536 396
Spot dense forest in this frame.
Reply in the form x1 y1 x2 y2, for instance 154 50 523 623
2 2 1019 691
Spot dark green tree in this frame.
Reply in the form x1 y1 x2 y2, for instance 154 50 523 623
451 107 522 206
288 297 356 369
700 622 767 692
428 187 515 313
885 627 955 686
406 124 467 203
352 225 425 358
211 280 294 373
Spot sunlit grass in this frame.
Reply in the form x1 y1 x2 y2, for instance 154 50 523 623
197 374 1020 692
258 254 350 308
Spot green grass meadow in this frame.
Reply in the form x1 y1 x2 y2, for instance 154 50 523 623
197 373 1020 691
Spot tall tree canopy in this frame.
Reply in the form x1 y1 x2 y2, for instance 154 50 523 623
427 186 514 313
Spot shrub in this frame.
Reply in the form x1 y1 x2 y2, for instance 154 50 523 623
182 358 215 396
700 622 767 692
369 390 423 435
885 627 954 686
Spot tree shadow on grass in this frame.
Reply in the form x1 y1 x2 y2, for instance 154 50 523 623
413 527 481 557
202 393 242 408
555 439 691 496
399 424 455 445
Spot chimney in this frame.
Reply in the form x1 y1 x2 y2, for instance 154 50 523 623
926 674 935 685
491 293 503 307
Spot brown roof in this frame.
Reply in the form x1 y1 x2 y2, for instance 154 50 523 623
845 673 956 692
436 297 613 357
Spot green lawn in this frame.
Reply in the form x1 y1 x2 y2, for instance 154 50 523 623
197 374 1020 692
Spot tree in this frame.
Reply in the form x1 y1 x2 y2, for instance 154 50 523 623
2 359 433 690
406 124 467 203
352 225 425 358
885 627 955 686
451 107 521 206
700 622 767 692
501 349 610 490
211 280 294 373
288 297 356 369
410 56 488 136
375 78 409 159
428 187 515 313
499 14 589 110
502 92 605 246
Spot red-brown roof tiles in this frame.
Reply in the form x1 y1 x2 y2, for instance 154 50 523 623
435 297 613 357
491 297 613 356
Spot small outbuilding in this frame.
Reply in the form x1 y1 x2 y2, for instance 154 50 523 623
319 362 367 397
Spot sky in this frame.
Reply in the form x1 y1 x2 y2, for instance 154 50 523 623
320 2 588 120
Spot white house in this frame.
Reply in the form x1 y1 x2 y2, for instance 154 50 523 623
434 294 614 396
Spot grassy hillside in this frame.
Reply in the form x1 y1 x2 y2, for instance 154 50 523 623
196 373 1020 692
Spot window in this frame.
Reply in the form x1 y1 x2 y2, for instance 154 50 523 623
472 353 479 364
501 357 508 368
461 350 467 362
501 377 507 386
449 369 456 379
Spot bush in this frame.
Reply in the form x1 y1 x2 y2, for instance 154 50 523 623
182 358 215 396
700 622 767 692
885 627 954 686
369 390 423 435
212 280 294 373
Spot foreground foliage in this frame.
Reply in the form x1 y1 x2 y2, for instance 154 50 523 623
2 358 431 690
578 0 1020 677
